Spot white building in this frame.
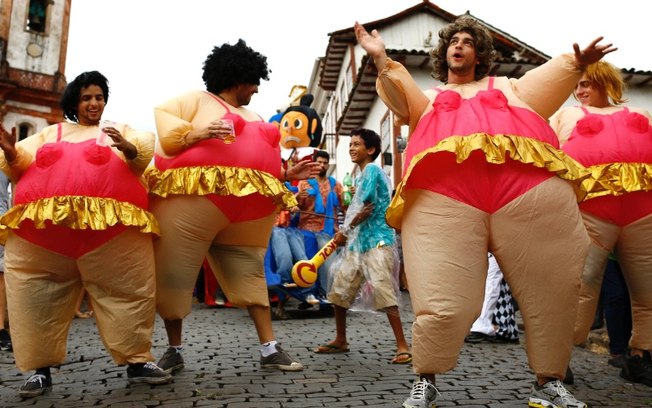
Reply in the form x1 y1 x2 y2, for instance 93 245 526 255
0 0 71 139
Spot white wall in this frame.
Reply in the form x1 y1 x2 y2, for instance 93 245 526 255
7 0 65 74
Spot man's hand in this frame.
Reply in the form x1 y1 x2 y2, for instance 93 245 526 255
354 21 388 69
573 37 617 69
102 125 137 160
0 124 17 162
287 160 320 181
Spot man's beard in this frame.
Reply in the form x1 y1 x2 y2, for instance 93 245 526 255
448 60 475 76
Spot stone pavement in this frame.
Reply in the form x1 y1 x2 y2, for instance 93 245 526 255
0 292 650 407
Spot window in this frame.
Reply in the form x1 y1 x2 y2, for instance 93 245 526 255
27 0 52 33
18 123 34 141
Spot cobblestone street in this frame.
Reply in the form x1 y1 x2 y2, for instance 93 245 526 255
0 293 650 407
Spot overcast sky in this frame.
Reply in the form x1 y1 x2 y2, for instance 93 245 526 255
65 0 649 133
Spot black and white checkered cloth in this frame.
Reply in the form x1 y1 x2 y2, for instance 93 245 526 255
493 278 519 341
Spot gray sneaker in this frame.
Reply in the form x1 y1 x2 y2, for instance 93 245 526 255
260 344 304 371
403 377 439 408
126 362 172 385
528 380 587 408
157 347 185 374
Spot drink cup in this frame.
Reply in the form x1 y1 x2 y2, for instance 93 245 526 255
221 119 236 144
96 120 114 146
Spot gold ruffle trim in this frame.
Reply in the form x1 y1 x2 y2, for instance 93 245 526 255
582 162 652 200
386 133 592 229
145 165 298 209
0 196 160 244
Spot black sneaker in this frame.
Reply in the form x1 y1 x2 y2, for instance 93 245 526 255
19 373 52 398
608 354 627 369
485 334 519 344
157 347 185 374
464 332 492 343
620 353 652 387
0 328 12 351
126 362 172 385
260 344 304 371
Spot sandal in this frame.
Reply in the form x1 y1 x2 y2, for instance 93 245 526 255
313 343 349 353
391 352 412 364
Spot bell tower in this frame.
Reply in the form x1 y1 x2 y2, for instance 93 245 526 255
0 0 71 140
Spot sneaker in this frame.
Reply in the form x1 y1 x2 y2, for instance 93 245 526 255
528 379 587 408
402 377 439 408
260 344 304 371
464 331 493 343
126 362 172 385
305 294 320 305
620 353 652 387
19 373 52 398
491 335 520 344
608 354 627 369
0 328 12 351
157 347 185 374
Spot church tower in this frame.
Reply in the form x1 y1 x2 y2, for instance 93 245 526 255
0 0 71 140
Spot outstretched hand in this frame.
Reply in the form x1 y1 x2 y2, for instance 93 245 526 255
0 124 17 162
287 160 320 181
354 21 388 68
573 37 617 69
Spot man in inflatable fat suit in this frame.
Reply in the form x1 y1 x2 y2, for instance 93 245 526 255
148 39 317 374
550 60 652 387
354 17 616 408
0 71 170 398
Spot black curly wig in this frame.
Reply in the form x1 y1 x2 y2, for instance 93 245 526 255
431 17 496 83
60 71 109 123
202 39 270 94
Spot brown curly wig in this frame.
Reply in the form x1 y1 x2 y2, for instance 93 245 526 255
430 17 496 83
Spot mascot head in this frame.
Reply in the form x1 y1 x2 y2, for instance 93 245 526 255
279 94 323 149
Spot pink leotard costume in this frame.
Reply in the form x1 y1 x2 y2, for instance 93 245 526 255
555 105 652 350
0 122 159 371
377 56 590 378
3 123 155 258
148 90 296 318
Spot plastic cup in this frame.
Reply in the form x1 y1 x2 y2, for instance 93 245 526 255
96 120 114 146
222 119 236 144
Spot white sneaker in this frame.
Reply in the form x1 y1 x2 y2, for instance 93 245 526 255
305 294 320 305
402 377 439 408
528 379 587 408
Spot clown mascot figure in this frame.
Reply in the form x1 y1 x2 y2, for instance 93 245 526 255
279 93 323 164
266 93 346 316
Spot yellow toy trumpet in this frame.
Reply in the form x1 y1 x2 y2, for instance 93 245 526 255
291 238 339 287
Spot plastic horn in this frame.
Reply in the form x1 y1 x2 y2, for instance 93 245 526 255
291 238 338 287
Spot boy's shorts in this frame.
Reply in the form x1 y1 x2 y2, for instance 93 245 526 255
328 245 397 310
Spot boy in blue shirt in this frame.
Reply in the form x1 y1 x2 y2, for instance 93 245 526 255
313 128 411 364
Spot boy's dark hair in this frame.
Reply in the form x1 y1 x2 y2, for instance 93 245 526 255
202 39 270 94
431 16 496 83
314 150 330 161
350 127 381 161
60 71 109 123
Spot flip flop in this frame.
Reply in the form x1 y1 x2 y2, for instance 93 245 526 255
313 343 349 353
391 352 412 364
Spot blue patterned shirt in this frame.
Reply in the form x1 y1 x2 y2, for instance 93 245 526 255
345 164 395 253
